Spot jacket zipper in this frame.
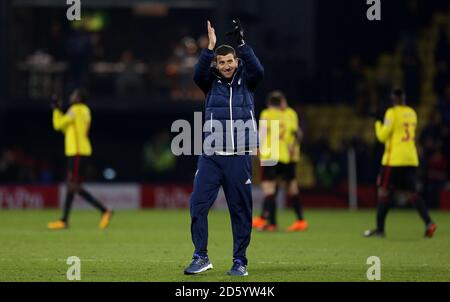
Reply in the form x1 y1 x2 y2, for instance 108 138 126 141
250 110 257 132
210 112 213 132
229 86 235 150
228 73 239 151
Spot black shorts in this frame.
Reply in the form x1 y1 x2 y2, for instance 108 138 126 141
67 156 89 183
261 163 296 182
377 166 418 192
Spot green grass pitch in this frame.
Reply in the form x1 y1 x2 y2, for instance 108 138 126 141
0 209 449 282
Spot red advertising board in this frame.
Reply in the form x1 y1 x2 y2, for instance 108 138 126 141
141 185 193 208
0 186 58 209
440 189 450 211
1 184 449 210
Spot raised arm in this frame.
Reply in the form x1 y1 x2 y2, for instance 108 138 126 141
239 44 264 92
227 19 264 90
53 108 75 131
227 19 264 91
193 21 216 93
375 109 394 143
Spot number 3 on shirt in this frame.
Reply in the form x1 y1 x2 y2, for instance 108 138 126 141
401 122 415 142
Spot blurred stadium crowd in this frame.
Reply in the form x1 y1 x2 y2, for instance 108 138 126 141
0 0 449 208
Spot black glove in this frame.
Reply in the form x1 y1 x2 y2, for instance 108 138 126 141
368 110 384 122
50 94 63 110
226 18 245 46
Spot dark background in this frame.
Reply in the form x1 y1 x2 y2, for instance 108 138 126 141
0 0 449 207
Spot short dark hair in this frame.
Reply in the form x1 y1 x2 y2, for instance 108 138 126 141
391 88 406 104
214 45 236 60
76 88 89 103
267 90 286 107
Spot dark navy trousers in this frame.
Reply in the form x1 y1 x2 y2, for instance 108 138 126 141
190 154 253 265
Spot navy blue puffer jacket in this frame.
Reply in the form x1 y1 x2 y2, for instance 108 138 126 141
194 44 264 154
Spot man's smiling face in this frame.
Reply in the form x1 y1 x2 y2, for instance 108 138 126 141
216 53 238 79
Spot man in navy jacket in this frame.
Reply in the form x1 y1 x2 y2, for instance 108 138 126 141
184 20 264 276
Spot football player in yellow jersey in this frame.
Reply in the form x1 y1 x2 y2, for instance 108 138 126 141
252 91 308 232
47 89 113 230
364 89 436 238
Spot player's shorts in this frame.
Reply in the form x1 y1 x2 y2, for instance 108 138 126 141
261 162 296 182
67 156 89 183
377 166 418 191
